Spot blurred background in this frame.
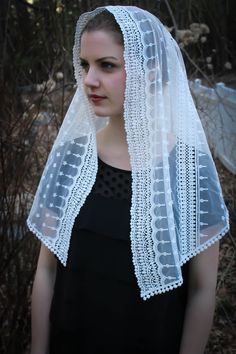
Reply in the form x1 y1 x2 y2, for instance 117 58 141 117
0 1 235 353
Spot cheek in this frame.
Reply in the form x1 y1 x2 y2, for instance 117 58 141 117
110 72 126 96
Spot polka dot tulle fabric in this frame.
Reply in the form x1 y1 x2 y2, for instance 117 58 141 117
27 6 229 299
93 158 131 200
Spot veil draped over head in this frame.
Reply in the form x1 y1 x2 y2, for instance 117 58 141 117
27 6 229 300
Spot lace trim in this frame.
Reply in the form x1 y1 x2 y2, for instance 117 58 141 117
27 133 97 265
27 6 230 300
142 222 229 300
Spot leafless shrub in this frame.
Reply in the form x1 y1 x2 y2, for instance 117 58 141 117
0 1 235 354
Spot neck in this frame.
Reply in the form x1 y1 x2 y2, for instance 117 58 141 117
96 115 131 169
105 115 127 147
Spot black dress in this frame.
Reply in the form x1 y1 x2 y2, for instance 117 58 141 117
49 157 189 354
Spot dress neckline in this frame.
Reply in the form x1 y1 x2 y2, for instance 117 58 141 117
97 156 131 174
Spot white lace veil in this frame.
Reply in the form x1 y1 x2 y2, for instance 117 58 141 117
27 6 229 300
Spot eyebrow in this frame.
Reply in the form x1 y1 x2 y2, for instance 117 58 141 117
80 56 118 62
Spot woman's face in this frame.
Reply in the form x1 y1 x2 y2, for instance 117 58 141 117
80 30 126 120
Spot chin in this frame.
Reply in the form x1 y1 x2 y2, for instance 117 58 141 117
94 111 108 118
93 107 112 117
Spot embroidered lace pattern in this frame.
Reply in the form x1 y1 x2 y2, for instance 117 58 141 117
27 6 229 299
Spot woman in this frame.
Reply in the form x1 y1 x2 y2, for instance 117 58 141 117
28 6 229 354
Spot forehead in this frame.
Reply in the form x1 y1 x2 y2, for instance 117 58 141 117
80 30 124 57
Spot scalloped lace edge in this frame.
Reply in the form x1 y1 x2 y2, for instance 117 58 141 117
26 220 68 265
141 223 229 300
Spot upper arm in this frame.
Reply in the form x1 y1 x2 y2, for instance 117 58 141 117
36 243 57 273
188 241 220 295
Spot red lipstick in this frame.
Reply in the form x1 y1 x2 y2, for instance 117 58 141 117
89 94 106 103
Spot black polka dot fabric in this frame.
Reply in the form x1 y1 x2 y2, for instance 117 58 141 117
50 156 189 354
91 157 131 200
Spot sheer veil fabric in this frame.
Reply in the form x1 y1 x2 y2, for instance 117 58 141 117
27 6 229 300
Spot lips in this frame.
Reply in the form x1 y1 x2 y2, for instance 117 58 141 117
89 94 107 103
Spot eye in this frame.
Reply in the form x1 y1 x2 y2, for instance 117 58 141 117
100 61 116 71
80 60 89 73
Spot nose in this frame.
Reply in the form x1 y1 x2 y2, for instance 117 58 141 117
83 67 100 88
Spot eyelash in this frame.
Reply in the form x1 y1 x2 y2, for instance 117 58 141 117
101 62 116 70
80 61 116 72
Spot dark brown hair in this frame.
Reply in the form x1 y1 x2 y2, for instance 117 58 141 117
81 10 123 45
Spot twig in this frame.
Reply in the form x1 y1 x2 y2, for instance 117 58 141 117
228 228 236 249
163 0 178 34
16 0 43 11
181 46 215 87
218 301 236 334
216 249 236 291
